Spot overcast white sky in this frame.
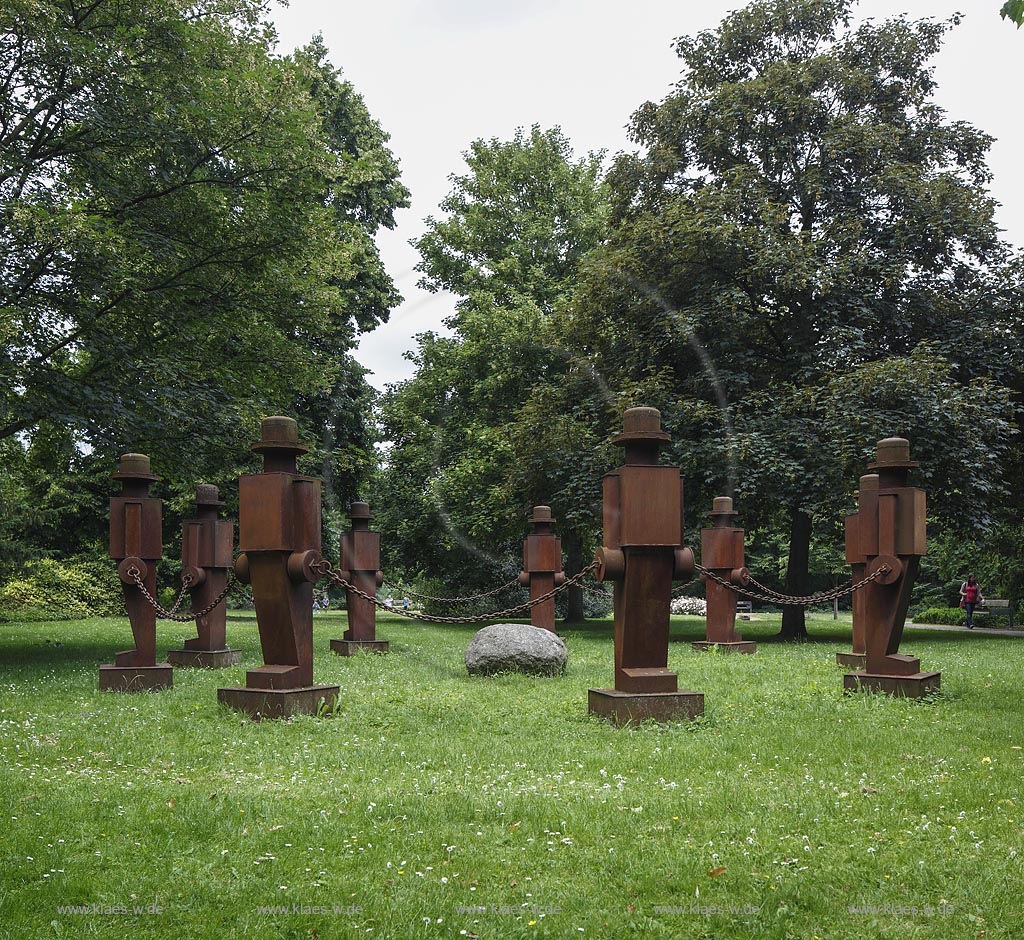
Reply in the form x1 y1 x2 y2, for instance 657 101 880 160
270 1 1024 392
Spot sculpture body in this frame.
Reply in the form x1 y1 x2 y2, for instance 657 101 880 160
518 506 564 632
331 501 388 655
694 497 755 654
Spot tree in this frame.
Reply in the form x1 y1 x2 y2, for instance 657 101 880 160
0 1 407 472
555 0 1020 636
1002 2 1024 27
376 127 608 614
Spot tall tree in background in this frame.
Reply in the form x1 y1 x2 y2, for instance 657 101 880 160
0 0 406 468
558 0 1019 636
0 2 408 571
376 127 607 609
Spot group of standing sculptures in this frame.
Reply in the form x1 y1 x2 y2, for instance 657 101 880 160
103 409 938 722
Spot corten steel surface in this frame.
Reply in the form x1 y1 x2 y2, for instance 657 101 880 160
220 417 336 716
837 474 876 667
331 500 388 656
588 688 705 726
590 407 702 722
104 453 172 691
518 506 565 632
695 497 755 655
843 438 938 697
167 484 242 668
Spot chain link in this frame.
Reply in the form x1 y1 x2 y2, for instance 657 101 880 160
320 561 599 624
127 567 236 622
164 577 192 616
381 576 523 605
696 564 889 606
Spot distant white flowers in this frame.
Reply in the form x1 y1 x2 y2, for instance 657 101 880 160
670 596 707 616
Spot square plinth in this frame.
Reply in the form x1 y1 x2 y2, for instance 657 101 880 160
99 664 173 692
692 640 757 655
836 651 867 669
330 639 389 656
588 688 704 725
843 671 941 698
217 685 339 720
167 648 243 669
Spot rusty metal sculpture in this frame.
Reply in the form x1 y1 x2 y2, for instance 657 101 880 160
330 500 388 655
836 474 875 669
218 417 338 718
843 438 939 697
518 506 565 632
588 407 703 724
167 484 242 669
102 454 173 691
694 496 756 654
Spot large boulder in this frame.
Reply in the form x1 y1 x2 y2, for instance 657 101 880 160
465 623 567 676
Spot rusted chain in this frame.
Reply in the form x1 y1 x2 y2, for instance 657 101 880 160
319 560 599 624
381 576 523 604
696 564 889 606
127 567 236 622
164 578 192 616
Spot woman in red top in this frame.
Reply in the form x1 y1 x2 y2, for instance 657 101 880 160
960 574 982 629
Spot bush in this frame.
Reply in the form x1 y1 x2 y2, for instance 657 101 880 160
0 556 123 620
914 606 966 626
671 595 707 616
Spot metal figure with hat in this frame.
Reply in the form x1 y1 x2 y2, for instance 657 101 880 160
167 484 242 669
694 496 756 654
218 417 339 718
330 500 388 655
102 453 173 691
843 437 939 697
518 506 565 632
588 407 703 724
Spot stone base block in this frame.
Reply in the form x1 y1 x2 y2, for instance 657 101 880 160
167 648 242 669
692 640 757 655
217 685 339 720
99 664 173 692
588 688 704 725
330 639 389 656
843 671 941 698
836 651 867 669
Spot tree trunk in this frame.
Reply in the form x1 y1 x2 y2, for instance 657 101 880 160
778 508 812 640
564 532 585 623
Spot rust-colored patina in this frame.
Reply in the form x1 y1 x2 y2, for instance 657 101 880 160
518 506 565 632
102 453 172 691
331 501 388 655
219 417 337 718
843 438 939 697
588 408 703 724
694 497 756 654
167 485 242 669
837 475 876 669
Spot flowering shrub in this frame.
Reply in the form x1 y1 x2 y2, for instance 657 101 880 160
670 595 707 616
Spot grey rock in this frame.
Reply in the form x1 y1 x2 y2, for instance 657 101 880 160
465 623 567 676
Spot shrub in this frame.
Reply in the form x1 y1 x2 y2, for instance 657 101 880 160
914 606 966 626
671 595 707 616
0 556 123 620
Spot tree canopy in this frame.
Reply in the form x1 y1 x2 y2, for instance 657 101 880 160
0 0 407 468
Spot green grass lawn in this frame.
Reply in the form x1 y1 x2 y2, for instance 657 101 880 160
1 610 1021 939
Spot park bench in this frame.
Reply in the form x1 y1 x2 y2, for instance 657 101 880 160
975 598 1016 628
737 600 753 618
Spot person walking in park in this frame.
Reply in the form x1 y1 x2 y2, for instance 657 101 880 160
960 574 983 629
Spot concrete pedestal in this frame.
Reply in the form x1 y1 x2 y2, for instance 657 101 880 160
167 648 242 669
588 688 704 725
330 639 389 656
692 640 757 655
99 664 173 692
836 651 867 669
217 684 339 719
843 671 941 698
